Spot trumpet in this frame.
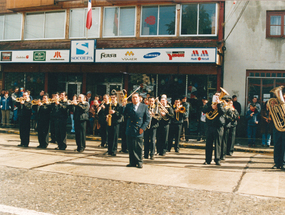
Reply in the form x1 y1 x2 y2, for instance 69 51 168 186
16 97 25 102
67 100 79 105
31 99 40 105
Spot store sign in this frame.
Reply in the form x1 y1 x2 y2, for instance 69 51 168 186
0 50 70 63
1 52 12 61
70 40 94 62
95 48 216 63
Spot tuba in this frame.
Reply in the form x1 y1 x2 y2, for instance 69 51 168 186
267 86 285 132
206 87 230 120
111 89 127 105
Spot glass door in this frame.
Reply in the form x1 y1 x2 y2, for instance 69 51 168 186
66 83 82 99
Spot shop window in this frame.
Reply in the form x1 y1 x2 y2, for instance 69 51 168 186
0 13 22 41
266 11 285 38
277 73 282 77
261 79 274 104
261 73 265 77
25 11 65 40
272 73 276 77
255 73 260 77
181 3 217 36
70 8 100 38
5 73 44 98
129 74 156 98
266 73 270 77
141 5 176 36
103 7 136 37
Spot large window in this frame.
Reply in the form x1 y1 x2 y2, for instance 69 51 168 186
141 5 176 36
266 11 285 38
24 11 65 40
0 13 22 41
103 7 136 37
181 3 217 36
70 8 100 38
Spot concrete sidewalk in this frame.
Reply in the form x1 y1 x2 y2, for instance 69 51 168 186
0 126 274 155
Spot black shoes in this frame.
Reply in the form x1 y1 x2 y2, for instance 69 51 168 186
215 161 221 166
111 153 116 156
203 162 210 165
55 147 66 150
126 164 136 167
18 144 28 147
37 145 47 149
150 156 154 160
137 163 143 168
272 165 281 169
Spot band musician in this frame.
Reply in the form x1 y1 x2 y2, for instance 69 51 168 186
202 92 226 165
105 93 123 156
98 94 109 148
157 95 174 156
16 92 32 147
144 97 160 160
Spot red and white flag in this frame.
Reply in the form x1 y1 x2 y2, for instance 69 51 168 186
86 0 92 29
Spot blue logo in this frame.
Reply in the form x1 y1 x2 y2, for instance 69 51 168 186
143 52 161 59
76 42 89 55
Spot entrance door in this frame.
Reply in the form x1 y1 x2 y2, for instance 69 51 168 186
96 83 122 95
66 83 82 99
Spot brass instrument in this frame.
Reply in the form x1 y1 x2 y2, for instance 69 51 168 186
67 100 79 105
267 86 285 132
147 103 161 129
155 97 173 121
175 105 186 121
206 87 230 120
16 97 25 103
125 86 141 101
107 103 113 126
49 98 61 103
97 101 105 114
31 99 40 105
111 89 127 105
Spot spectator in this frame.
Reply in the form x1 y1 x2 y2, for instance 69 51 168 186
246 103 260 147
232 95 241 115
0 91 12 127
260 102 273 147
197 96 208 142
86 91 92 104
70 94 77 134
247 97 261 113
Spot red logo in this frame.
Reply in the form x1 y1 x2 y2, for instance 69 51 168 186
145 16 156 25
166 51 185 60
54 51 62 58
26 55 29 59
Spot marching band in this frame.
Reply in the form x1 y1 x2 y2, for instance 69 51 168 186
10 86 246 168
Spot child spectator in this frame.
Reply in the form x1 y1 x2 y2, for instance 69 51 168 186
246 103 260 147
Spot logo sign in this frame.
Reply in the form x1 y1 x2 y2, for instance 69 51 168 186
125 51 134 56
166 51 185 60
143 52 161 59
191 50 210 61
33 51 46 61
101 53 116 59
46 50 70 62
71 40 94 62
1 52 12 61
122 51 137 61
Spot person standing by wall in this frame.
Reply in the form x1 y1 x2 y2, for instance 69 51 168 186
0 91 12 128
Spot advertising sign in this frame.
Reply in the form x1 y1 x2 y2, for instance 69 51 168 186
95 48 216 63
1 52 12 61
71 40 95 62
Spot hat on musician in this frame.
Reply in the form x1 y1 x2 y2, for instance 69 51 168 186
161 94 167 99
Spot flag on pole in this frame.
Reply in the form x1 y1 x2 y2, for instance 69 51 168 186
86 0 92 29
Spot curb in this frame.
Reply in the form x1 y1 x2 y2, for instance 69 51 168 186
0 128 273 155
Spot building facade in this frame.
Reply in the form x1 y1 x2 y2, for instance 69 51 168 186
0 0 224 102
224 0 285 115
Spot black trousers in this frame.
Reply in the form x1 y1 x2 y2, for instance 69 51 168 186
180 119 189 140
205 126 224 163
144 128 157 158
157 124 169 155
227 126 236 155
75 120 86 151
38 119 50 148
100 122 108 147
273 128 285 167
108 124 120 155
54 118 67 150
50 118 56 142
121 122 127 152
168 124 182 152
19 116 31 146
221 127 230 159
127 135 143 166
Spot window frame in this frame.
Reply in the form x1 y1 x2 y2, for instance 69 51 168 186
102 6 136 38
140 4 177 37
24 10 66 40
180 3 218 37
0 13 22 41
266 11 285 38
69 7 101 39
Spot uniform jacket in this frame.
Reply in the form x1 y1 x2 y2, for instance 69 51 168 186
224 108 239 128
72 102 89 121
171 104 187 125
51 101 69 119
147 104 160 129
105 103 123 126
159 105 174 127
124 102 150 137
202 101 226 127
16 100 32 119
33 103 51 122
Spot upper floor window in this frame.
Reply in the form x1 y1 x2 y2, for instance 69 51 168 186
24 11 65 40
70 8 100 38
0 13 22 41
141 5 176 36
266 11 285 38
103 6 136 37
181 3 217 36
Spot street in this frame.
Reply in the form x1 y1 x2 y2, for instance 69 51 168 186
0 133 285 214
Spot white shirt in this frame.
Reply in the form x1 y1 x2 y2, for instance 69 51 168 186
133 102 140 112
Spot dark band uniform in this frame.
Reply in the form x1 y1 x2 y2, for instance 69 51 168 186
105 102 123 156
16 100 32 147
144 104 160 159
72 102 89 152
203 101 225 165
157 104 174 156
51 100 69 150
168 105 186 152
124 102 150 167
226 108 239 156
98 103 108 147
33 102 51 148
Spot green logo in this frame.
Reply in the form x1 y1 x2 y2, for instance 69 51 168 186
33 51 46 61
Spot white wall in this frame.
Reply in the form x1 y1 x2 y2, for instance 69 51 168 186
224 1 285 115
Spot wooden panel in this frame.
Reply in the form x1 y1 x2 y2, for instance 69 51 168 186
6 0 54 9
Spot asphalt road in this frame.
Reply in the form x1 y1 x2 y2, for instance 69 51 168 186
0 133 284 215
